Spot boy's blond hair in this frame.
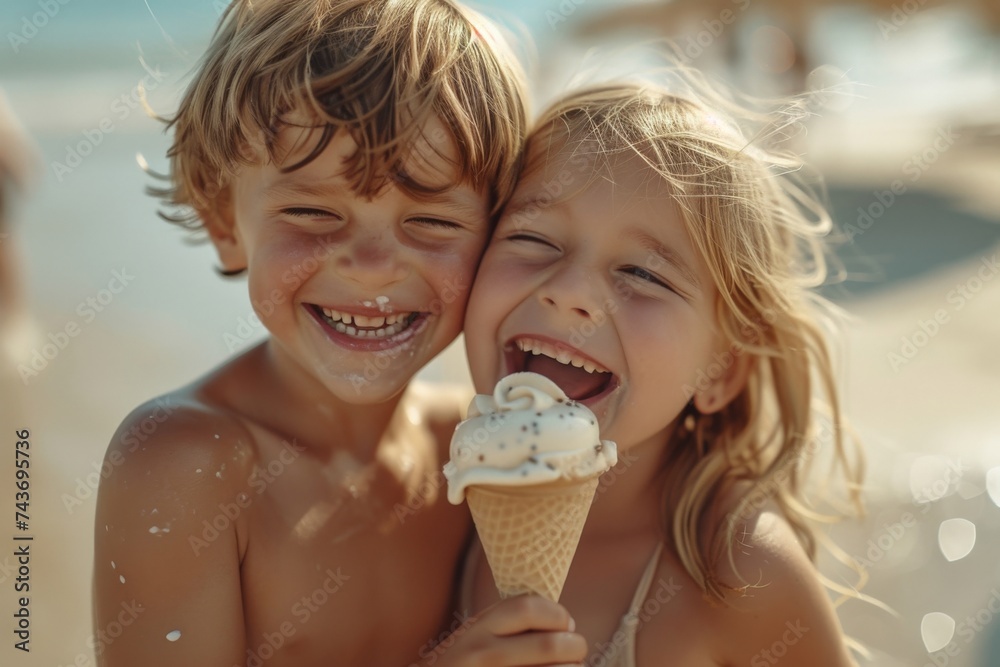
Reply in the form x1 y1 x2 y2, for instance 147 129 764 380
154 0 527 231
527 80 864 604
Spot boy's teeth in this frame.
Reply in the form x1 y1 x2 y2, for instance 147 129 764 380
514 338 608 374
320 307 411 339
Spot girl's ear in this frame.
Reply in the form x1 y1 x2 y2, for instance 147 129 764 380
203 187 248 274
693 347 754 415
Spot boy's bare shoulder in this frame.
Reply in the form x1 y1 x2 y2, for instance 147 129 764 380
102 389 259 512
93 393 258 664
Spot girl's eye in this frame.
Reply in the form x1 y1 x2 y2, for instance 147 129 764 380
281 208 339 219
624 266 673 290
507 233 557 249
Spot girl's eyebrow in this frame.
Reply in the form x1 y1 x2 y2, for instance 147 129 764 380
626 229 702 291
503 193 569 221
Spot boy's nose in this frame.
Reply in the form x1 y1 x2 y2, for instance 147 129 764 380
535 262 603 321
334 231 408 288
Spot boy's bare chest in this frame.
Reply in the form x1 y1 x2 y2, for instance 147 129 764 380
235 429 470 665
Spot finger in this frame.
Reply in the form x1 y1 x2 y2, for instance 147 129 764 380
478 630 588 666
478 595 575 636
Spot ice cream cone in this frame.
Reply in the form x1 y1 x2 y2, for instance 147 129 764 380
466 476 600 601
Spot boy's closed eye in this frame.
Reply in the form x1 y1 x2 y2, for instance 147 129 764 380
407 216 467 230
281 207 342 220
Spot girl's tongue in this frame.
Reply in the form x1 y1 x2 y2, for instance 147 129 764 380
524 354 611 401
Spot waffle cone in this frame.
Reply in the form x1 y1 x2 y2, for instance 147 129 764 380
466 477 600 602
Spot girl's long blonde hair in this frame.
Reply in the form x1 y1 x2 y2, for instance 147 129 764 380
528 77 864 603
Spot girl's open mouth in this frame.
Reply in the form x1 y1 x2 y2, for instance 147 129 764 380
504 336 618 404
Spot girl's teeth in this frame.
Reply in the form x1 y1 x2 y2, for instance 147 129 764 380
515 338 608 374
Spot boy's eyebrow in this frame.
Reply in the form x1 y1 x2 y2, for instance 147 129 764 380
263 178 484 218
264 179 344 201
626 229 702 290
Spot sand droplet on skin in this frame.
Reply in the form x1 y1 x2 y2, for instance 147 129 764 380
214 434 220 439
215 472 222 479
150 527 161 534
119 575 126 584
166 630 181 642
111 561 116 569
196 468 202 473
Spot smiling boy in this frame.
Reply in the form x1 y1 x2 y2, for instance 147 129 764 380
92 1 528 665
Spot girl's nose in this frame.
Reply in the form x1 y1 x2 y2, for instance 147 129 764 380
535 261 603 321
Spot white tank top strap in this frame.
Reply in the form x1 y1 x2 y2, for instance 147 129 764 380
599 541 665 667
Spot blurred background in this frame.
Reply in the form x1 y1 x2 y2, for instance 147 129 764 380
1 0 998 665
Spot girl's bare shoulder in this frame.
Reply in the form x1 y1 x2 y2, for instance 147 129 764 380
639 501 856 666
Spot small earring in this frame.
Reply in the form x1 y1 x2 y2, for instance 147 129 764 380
683 412 696 431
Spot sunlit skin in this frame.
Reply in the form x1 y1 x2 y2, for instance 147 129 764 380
229 116 491 406
93 117 494 666
462 146 857 666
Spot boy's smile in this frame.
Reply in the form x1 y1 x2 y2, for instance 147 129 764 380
465 146 727 451
214 116 490 402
